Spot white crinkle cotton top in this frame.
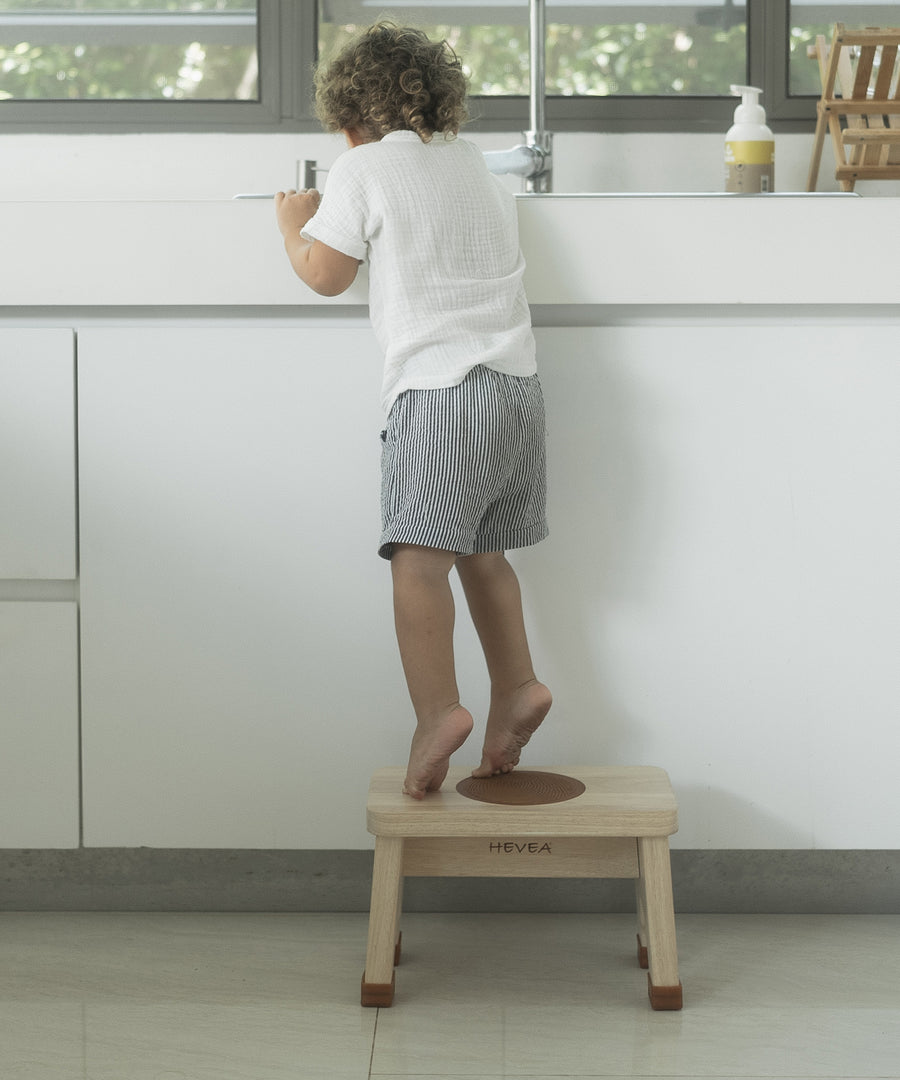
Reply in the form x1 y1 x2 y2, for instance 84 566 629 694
301 130 536 415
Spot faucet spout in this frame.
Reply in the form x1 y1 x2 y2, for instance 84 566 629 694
523 0 552 192
481 0 552 192
483 142 549 181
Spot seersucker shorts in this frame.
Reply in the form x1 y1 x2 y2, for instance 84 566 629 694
378 364 548 560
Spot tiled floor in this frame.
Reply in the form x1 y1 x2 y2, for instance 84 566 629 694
0 911 897 1079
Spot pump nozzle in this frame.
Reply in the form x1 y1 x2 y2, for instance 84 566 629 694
730 84 765 124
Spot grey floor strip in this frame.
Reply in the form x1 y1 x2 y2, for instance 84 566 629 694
1 849 898 913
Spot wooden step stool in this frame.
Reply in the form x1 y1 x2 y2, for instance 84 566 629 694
362 765 682 1010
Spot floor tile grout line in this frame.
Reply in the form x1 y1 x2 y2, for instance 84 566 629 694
368 1005 380 1080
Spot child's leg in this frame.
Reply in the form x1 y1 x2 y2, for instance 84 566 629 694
391 543 474 799
455 551 551 777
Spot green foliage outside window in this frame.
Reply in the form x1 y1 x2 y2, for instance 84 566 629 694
319 21 749 98
2 2 749 103
788 24 836 96
0 2 885 119
0 1 257 101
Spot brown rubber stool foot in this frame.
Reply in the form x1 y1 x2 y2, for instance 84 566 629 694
648 975 683 1011
636 935 649 969
361 971 395 1007
394 932 402 967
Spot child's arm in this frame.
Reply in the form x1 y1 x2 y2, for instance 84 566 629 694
275 189 360 297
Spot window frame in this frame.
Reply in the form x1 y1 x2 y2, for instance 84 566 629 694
0 0 300 132
0 0 822 134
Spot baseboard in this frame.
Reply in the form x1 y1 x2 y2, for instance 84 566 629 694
1 849 897 913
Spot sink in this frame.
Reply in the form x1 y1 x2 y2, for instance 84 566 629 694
514 191 860 198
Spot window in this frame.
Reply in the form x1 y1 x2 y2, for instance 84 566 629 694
786 0 900 96
0 0 298 129
320 1 752 133
320 2 749 97
0 1 259 102
0 0 897 131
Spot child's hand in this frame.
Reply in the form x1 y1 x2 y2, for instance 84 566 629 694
274 189 321 238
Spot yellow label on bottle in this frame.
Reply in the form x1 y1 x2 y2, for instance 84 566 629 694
725 140 775 166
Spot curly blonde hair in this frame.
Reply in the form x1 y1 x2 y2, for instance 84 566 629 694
314 22 468 142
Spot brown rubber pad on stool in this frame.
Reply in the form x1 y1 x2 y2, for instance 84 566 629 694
361 971 395 1007
648 976 683 1010
456 770 586 805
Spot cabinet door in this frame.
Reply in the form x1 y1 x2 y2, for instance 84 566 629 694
531 325 900 849
0 602 80 847
0 329 77 579
78 326 393 847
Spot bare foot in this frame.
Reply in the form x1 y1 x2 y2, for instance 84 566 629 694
403 704 474 800
472 679 552 778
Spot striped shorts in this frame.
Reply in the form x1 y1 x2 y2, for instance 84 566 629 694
378 365 548 560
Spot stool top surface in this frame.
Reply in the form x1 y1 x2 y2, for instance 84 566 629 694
366 765 678 838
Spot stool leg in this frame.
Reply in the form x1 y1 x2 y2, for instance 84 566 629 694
634 875 649 970
362 836 403 1007
637 836 682 1010
393 876 404 966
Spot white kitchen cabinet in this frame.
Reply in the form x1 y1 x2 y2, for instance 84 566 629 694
0 602 80 847
0 329 77 578
77 323 900 850
531 325 900 849
0 329 80 847
78 326 393 848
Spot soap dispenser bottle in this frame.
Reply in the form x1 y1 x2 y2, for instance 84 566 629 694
725 85 775 193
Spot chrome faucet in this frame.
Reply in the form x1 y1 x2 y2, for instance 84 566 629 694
298 159 328 190
232 159 327 200
236 2 551 202
483 0 552 192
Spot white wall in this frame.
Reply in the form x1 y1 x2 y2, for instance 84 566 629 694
3 129 897 201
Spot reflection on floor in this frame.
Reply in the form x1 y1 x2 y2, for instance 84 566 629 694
0 912 898 1079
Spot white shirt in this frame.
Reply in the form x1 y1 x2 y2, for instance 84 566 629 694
302 131 536 414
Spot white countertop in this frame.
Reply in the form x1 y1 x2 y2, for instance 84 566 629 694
2 194 897 307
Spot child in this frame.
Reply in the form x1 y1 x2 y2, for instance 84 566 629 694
274 22 551 799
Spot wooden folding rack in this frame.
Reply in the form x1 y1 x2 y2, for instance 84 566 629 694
807 24 900 192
